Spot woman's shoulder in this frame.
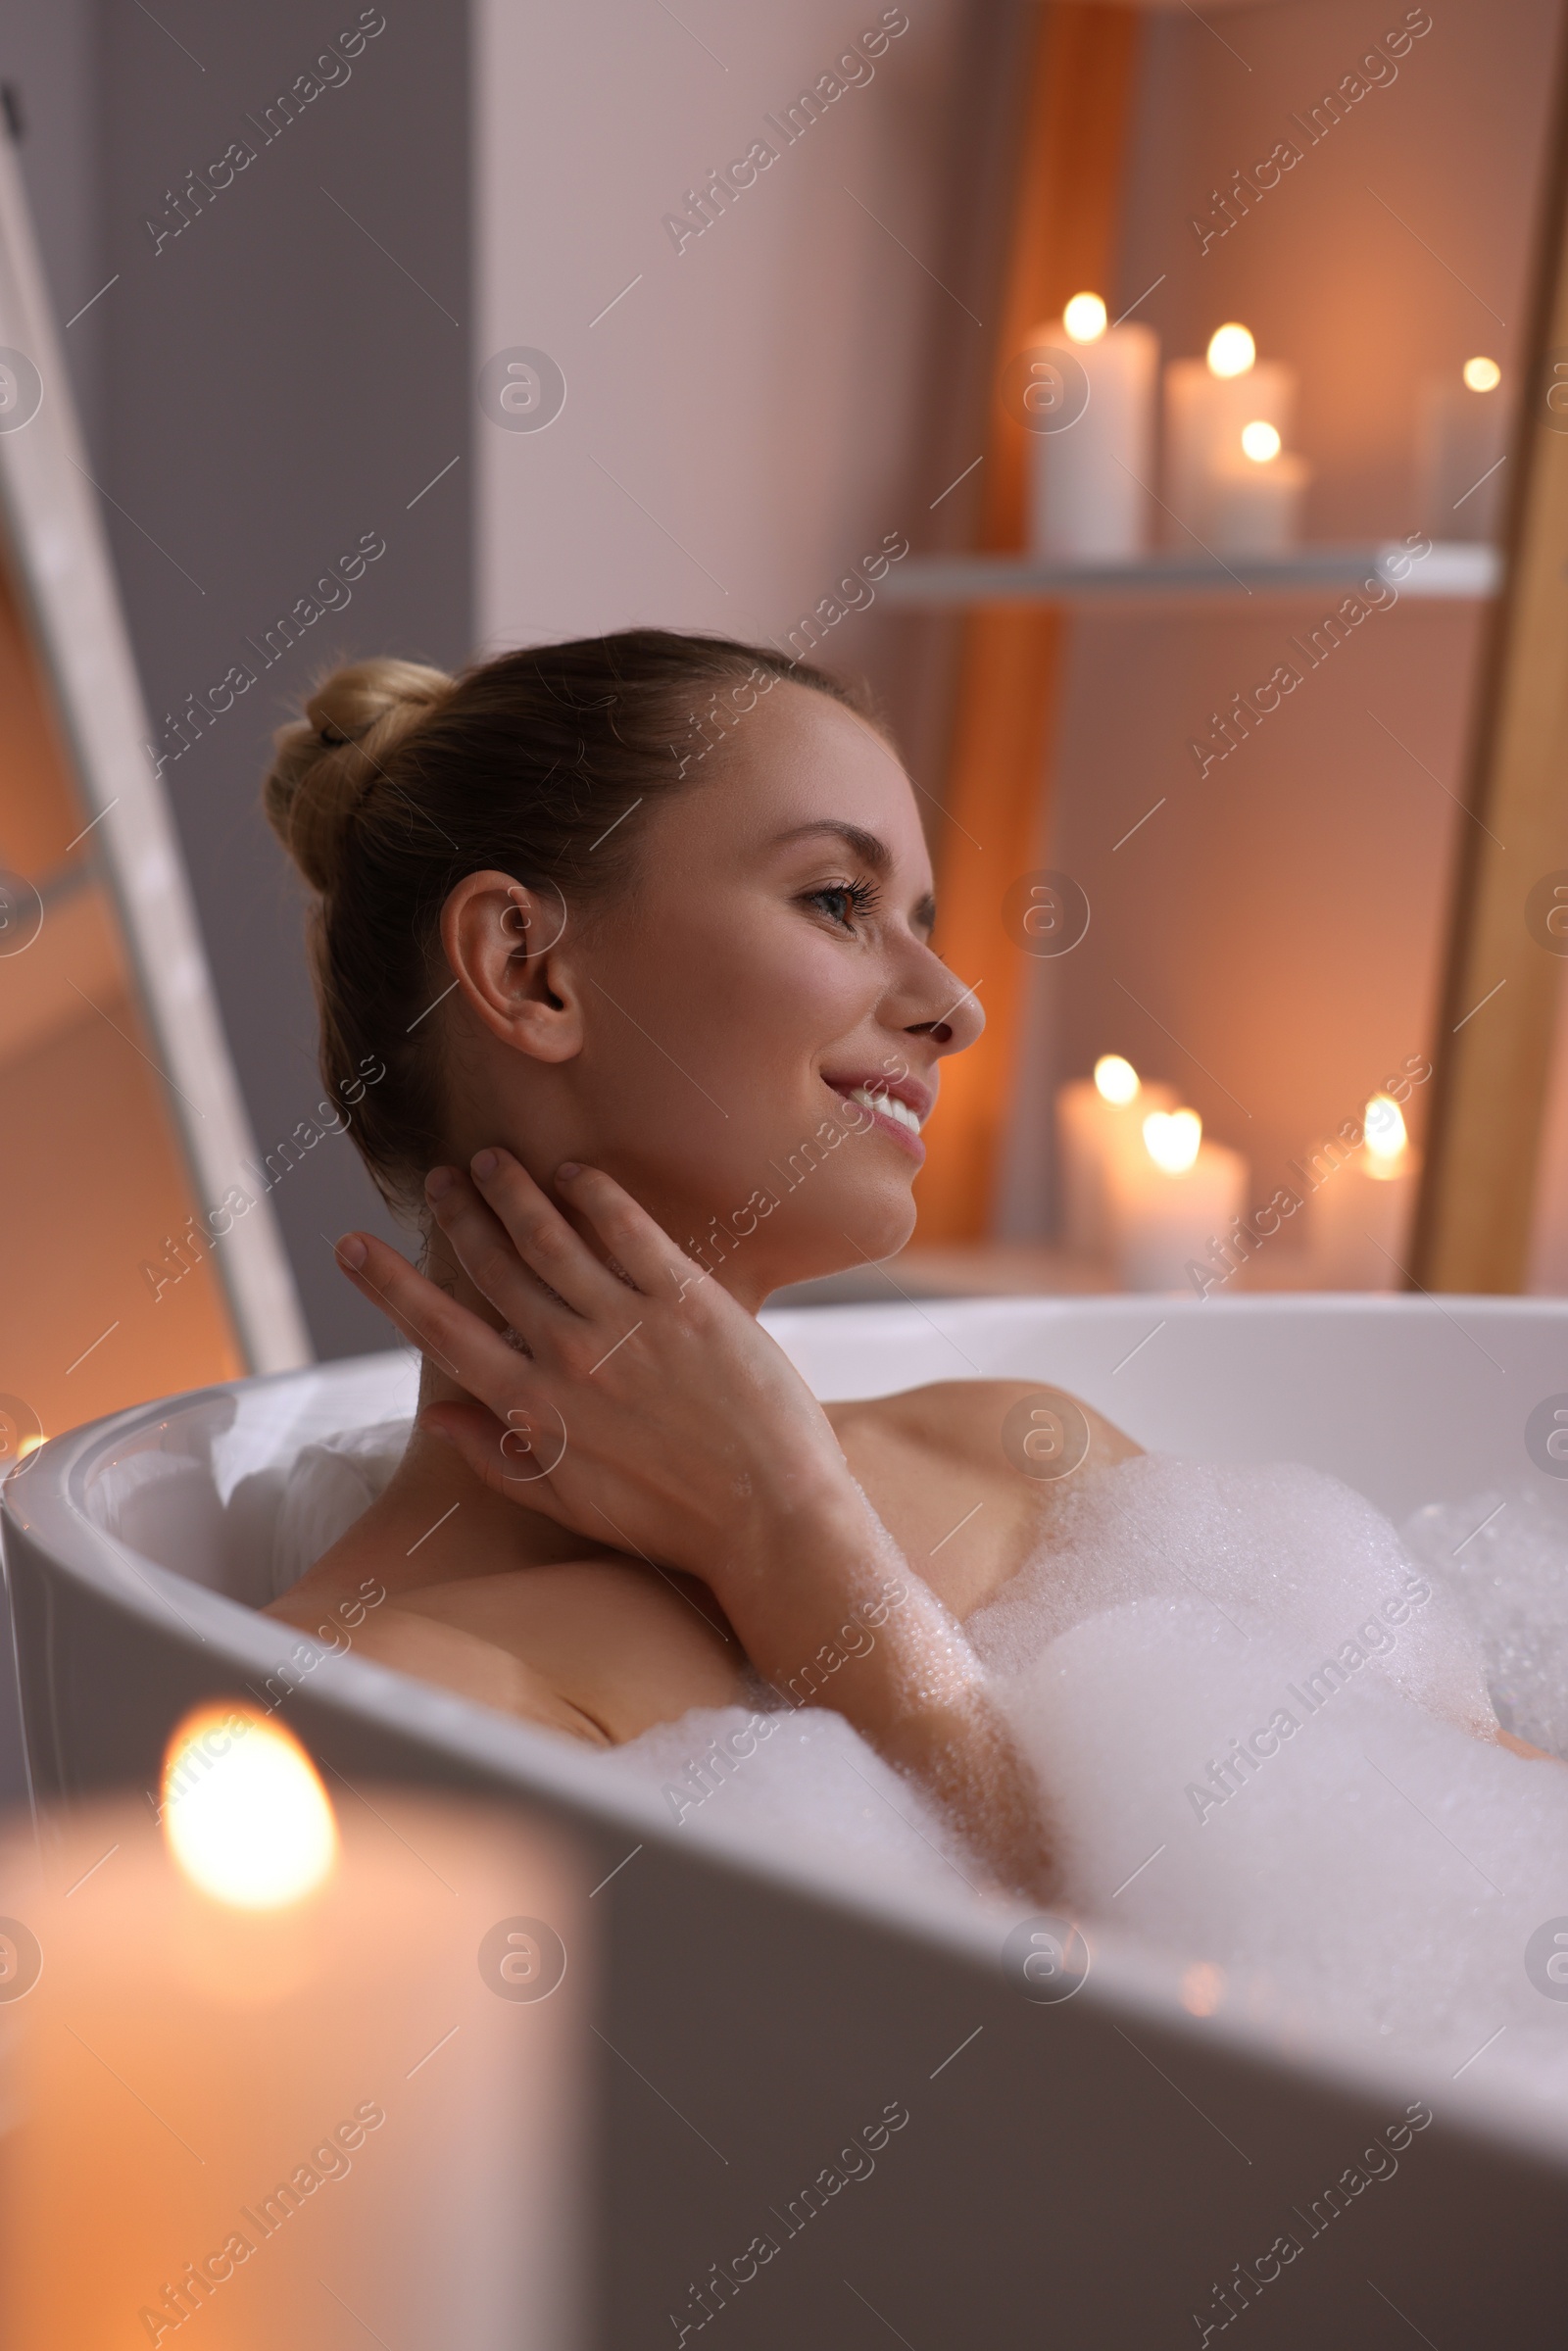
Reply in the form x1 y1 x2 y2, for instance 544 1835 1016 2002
827 1377 1139 1467
823 1379 1142 1621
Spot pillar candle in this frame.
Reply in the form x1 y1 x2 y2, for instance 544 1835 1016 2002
1055 1056 1177 1257
1416 358 1507 542
1206 422 1310 556
1105 1109 1248 1294
1028 293 1159 562
1163 323 1299 550
0 1707 589 2350
1307 1095 1421 1289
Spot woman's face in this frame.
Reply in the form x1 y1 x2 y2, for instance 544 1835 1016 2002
449 678 982 1306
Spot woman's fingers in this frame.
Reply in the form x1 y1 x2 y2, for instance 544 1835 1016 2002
334 1232 542 1419
548 1162 697 1299
424 1166 580 1338
463 1150 631 1312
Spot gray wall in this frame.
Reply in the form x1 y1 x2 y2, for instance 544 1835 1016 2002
0 0 1027 1360
0 0 472 1360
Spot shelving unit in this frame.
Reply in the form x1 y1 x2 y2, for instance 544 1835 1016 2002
885 541 1501 610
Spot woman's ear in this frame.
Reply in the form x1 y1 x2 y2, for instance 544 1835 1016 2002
440 869 582 1064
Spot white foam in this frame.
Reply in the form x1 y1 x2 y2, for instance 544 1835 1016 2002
1403 1485 1568 1754
597 1703 973 1900
969 1456 1493 1735
601 1454 1568 2122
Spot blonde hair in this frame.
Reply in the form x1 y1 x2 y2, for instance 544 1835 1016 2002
263 658 456 898
262 630 879 1211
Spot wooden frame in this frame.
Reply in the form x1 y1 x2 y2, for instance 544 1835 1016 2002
1411 18 1568 1293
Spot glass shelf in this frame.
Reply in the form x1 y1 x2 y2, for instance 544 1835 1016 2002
881 541 1501 610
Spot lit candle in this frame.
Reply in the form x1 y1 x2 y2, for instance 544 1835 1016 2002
1028 292 1159 562
1307 1093 1421 1290
1206 416 1311 556
1163 323 1300 551
1054 1054 1177 1258
1417 357 1506 542
0 1707 587 2348
1105 1106 1248 1293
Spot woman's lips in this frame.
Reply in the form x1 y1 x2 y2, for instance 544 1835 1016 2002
826 1080 927 1163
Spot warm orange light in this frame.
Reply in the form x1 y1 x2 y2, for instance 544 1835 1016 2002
1363 1093 1408 1173
1144 1107 1202 1174
1462 355 1501 393
162 1706 338 1910
15 1434 44 1460
1094 1053 1140 1105
1206 322 1255 378
1062 292 1107 343
1241 419 1282 464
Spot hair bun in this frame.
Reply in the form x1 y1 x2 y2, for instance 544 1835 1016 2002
264 657 453 895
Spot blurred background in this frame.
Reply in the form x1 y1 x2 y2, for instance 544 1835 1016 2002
0 0 1563 1390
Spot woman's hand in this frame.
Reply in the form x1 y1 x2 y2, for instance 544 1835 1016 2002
333 1151 859 1604
335 1150 1058 1899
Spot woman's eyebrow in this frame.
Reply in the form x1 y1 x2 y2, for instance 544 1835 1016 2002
772 818 892 870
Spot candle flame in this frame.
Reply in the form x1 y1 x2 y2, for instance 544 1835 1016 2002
1462 356 1501 392
15 1433 44 1460
1206 322 1255 379
1062 292 1107 343
163 1705 338 1911
1144 1107 1202 1174
1094 1053 1140 1105
1364 1093 1408 1168
1240 418 1281 464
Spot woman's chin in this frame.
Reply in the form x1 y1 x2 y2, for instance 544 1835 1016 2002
787 1186 917 1287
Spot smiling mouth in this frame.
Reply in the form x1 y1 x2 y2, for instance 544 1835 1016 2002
841 1084 923 1136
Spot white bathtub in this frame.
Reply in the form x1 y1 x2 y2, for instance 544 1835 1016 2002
5 1295 1568 2345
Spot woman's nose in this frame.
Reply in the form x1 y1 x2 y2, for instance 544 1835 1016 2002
907 961 984 1055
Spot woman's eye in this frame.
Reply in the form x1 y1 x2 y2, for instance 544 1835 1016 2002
806 880 876 929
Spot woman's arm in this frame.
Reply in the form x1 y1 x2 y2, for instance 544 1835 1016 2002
332 1151 1056 1898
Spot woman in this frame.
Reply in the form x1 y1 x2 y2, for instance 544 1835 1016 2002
264 629 1552 1898
262 628 1150 1899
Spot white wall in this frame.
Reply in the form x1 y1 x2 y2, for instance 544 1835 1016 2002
473 0 1012 776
